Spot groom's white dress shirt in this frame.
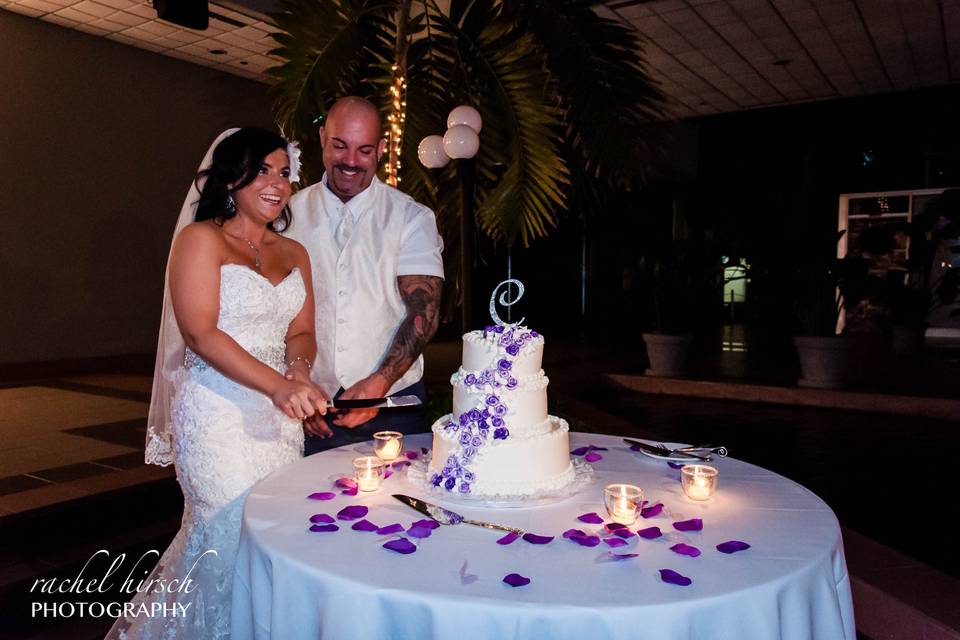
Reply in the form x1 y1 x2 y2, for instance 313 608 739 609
286 175 444 399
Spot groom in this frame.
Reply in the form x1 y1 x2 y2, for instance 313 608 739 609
286 96 444 455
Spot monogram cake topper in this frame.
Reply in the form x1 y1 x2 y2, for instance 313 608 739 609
489 279 525 327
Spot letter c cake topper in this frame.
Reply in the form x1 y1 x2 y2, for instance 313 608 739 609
489 279 525 327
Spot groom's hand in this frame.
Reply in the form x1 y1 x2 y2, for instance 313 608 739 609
333 373 391 429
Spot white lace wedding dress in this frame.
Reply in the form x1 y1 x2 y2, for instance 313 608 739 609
107 264 306 640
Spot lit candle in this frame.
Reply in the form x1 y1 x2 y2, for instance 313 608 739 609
681 465 718 501
353 456 385 492
373 431 403 462
604 483 643 525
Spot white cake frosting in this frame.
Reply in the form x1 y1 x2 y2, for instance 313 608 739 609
428 325 575 498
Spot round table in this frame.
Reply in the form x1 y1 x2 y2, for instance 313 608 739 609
231 432 855 640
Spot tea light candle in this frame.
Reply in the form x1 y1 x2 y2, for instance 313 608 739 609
353 456 385 492
681 464 718 501
603 483 643 525
373 431 403 462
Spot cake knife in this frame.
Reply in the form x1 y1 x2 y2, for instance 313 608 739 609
392 494 525 535
327 395 421 409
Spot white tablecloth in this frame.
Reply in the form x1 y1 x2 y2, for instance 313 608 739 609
231 432 855 640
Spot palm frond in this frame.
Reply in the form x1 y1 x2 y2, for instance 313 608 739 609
422 1 570 247
270 0 398 179
506 0 670 187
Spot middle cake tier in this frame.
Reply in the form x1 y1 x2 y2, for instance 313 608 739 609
450 368 550 435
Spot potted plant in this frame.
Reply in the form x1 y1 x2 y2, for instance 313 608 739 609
632 200 722 377
788 230 869 388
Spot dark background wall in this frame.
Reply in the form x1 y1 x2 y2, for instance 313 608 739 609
0 11 274 365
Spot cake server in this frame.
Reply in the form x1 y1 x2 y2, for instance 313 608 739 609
392 494 525 535
328 395 421 409
623 438 712 461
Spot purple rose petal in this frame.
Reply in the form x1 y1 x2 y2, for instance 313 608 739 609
503 573 530 587
605 522 628 532
570 446 590 456
522 533 554 545
340 486 359 496
570 534 601 547
308 491 336 501
407 526 433 539
384 468 393 479
584 452 603 462
562 528 586 539
717 540 751 554
668 462 684 469
607 552 639 560
404 450 419 460
335 477 357 489
383 538 417 554
659 569 692 586
603 537 628 548
496 532 520 545
392 460 411 468
310 513 335 524
577 512 605 524
670 543 702 557
376 523 404 535
673 518 703 532
337 505 369 521
459 561 478 585
351 519 379 532
309 524 339 533
614 528 635 539
641 503 663 518
411 519 440 530
637 526 663 539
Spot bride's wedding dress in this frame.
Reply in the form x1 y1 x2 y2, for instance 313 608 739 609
108 264 306 639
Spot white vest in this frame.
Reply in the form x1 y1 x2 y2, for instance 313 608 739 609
287 178 423 399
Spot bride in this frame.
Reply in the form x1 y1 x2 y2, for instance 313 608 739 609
107 128 329 639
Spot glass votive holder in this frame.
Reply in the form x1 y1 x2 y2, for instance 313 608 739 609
373 431 403 462
681 465 718 501
353 456 385 492
603 483 644 525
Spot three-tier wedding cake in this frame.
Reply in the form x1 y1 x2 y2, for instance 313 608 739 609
427 323 576 499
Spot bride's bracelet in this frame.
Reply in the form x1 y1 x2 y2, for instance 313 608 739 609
286 356 312 370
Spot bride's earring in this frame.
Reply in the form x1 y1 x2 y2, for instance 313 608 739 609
226 192 237 214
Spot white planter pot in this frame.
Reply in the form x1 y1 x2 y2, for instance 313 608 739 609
642 333 693 377
792 335 851 389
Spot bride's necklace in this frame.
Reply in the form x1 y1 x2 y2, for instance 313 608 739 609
223 227 263 271
241 237 262 271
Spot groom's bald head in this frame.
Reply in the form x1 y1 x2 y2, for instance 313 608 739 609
320 97 386 203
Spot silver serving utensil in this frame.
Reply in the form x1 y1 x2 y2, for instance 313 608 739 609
623 438 712 462
675 445 728 457
393 494 524 535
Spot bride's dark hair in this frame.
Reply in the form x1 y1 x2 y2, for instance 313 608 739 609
195 128 292 231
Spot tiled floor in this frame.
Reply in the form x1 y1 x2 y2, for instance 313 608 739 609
0 375 173 517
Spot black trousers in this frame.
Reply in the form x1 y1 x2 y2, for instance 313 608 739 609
303 380 430 455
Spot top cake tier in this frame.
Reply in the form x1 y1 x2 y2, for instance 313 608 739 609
462 327 544 377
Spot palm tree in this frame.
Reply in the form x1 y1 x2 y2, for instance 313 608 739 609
270 0 668 323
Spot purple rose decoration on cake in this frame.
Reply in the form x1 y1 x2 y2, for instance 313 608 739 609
494 427 509 440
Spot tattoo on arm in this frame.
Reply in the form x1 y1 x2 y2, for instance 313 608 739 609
378 275 443 385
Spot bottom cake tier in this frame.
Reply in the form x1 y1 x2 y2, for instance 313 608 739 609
428 414 575 498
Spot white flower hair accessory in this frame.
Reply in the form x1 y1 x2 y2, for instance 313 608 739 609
287 141 302 184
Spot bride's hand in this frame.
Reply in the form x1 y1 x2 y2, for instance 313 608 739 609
272 379 328 420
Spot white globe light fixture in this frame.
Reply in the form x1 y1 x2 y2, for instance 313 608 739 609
417 135 450 168
447 105 482 134
443 124 480 160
